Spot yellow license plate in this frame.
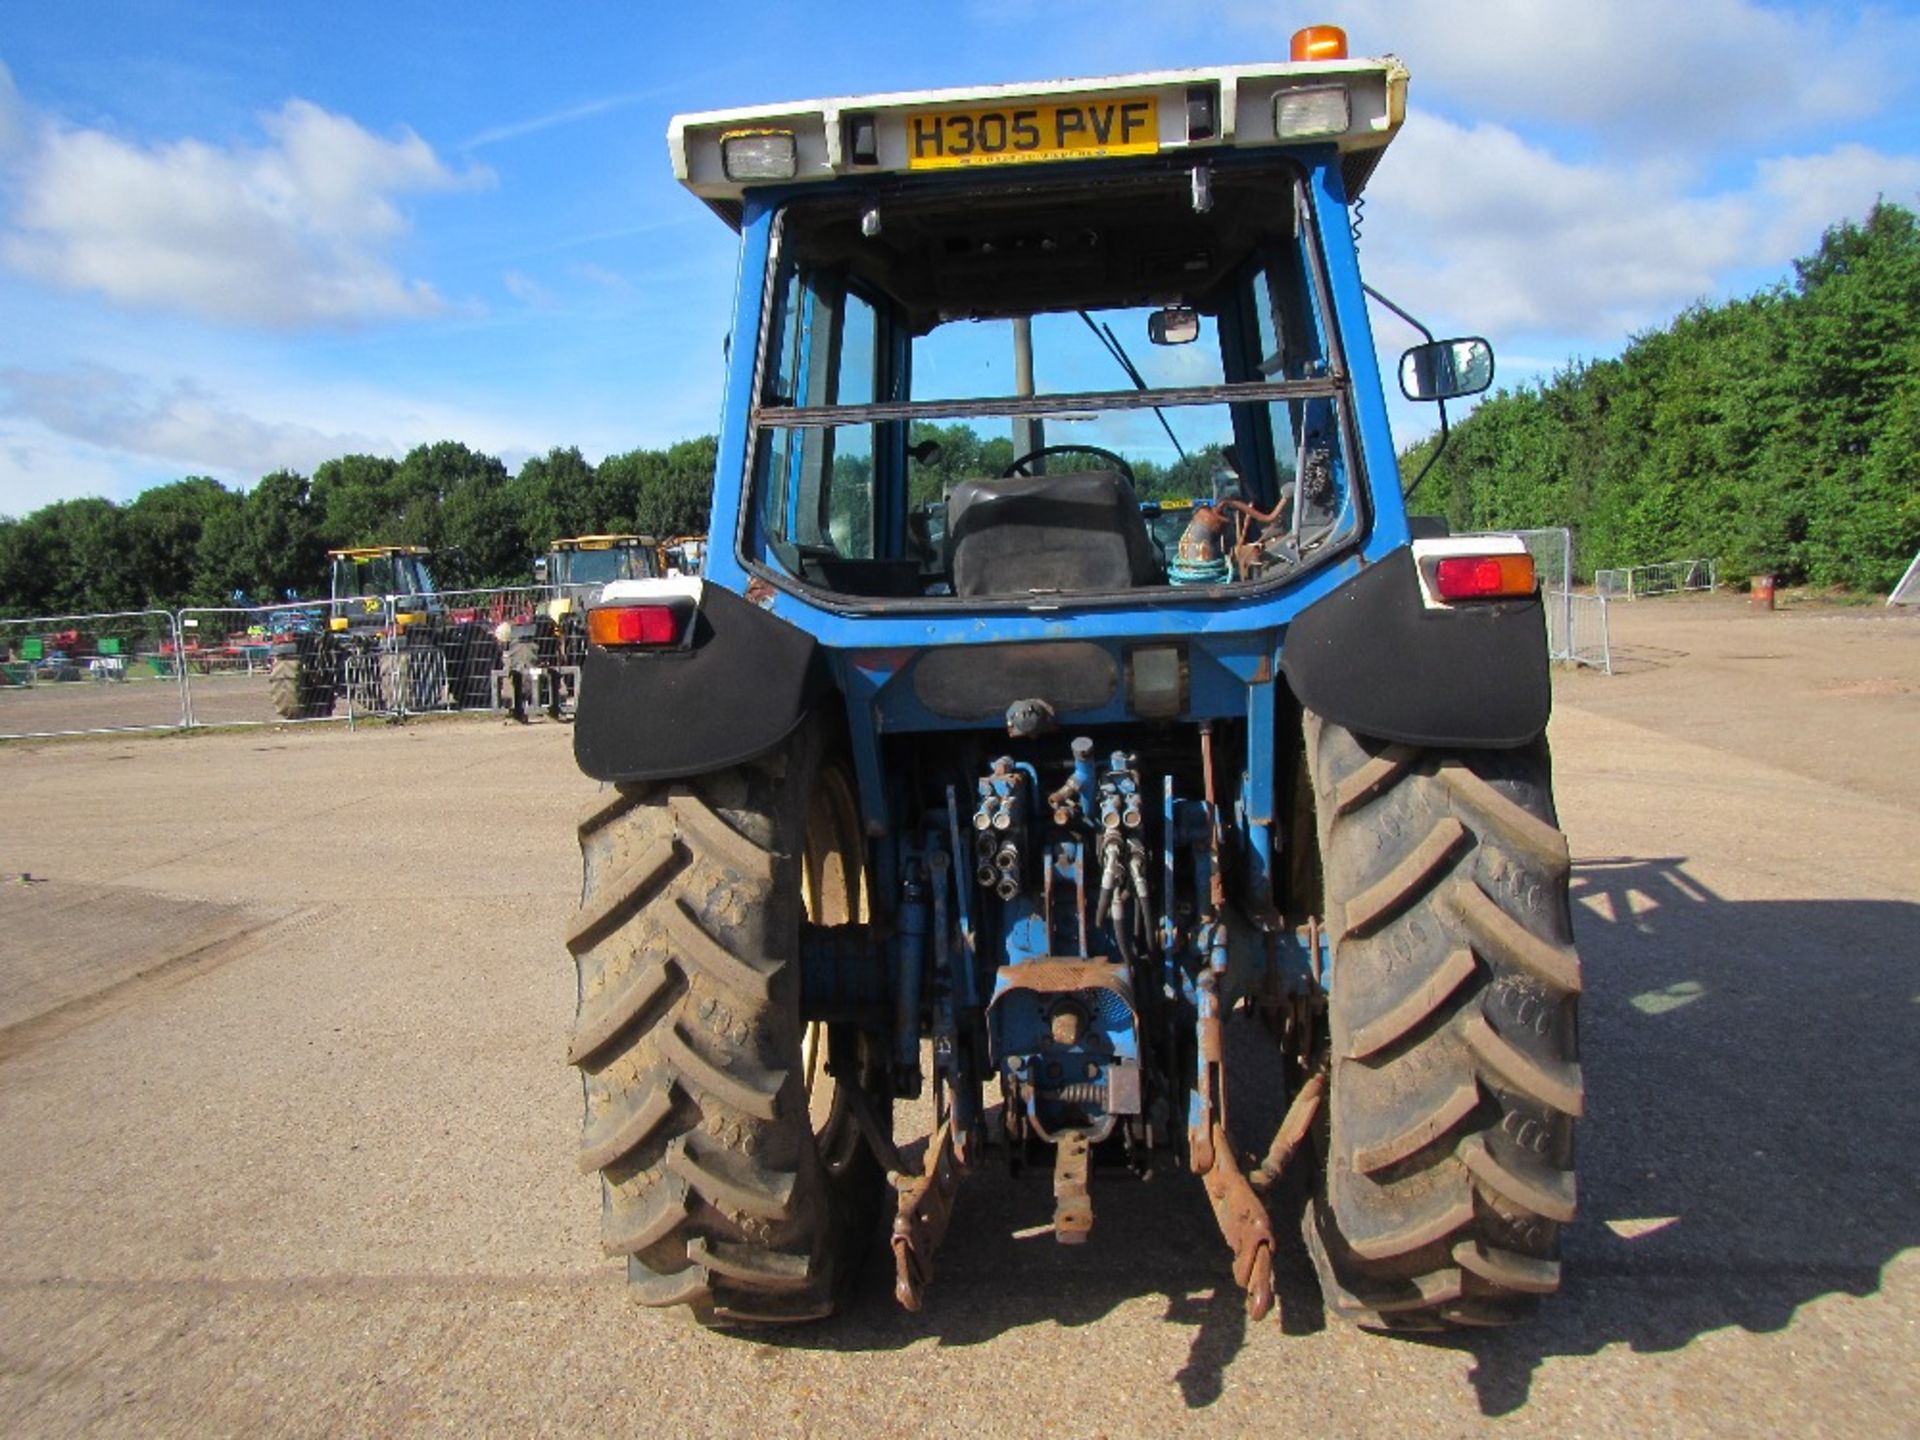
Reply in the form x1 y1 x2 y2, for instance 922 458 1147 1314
907 96 1158 170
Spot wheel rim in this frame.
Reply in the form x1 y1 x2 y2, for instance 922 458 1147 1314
800 767 874 1172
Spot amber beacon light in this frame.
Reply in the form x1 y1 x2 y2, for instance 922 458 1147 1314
1290 25 1349 62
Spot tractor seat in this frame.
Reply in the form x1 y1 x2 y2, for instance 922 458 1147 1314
946 470 1161 598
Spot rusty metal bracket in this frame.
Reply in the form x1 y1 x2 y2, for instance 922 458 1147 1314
891 1119 960 1312
1053 1130 1093 1243
1199 1122 1277 1321
1250 1068 1325 1192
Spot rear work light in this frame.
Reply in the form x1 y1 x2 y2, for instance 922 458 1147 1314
587 602 689 648
1275 84 1351 139
1434 554 1537 601
720 128 798 181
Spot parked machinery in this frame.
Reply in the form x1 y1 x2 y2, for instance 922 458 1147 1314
562 28 1581 1334
268 546 494 718
497 535 670 717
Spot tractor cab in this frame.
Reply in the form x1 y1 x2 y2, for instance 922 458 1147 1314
540 535 662 598
663 42 1438 608
326 546 439 630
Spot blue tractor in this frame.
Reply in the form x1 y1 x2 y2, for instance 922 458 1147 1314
566 27 1582 1332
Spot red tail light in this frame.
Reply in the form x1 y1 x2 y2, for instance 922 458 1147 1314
588 603 687 648
1434 554 1537 601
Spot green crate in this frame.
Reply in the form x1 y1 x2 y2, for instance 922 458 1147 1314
98 636 123 656
21 638 43 661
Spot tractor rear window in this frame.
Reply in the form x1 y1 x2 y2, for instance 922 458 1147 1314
747 159 1364 603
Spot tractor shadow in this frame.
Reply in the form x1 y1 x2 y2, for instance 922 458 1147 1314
771 856 1920 1416
1407 856 1920 1415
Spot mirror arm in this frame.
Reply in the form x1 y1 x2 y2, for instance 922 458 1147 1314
1361 283 1448 498
1361 282 1434 347
1407 398 1449 499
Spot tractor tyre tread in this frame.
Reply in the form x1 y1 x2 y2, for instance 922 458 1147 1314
1304 710 1581 1331
566 733 857 1326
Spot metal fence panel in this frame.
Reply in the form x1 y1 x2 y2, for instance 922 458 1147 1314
1464 527 1613 672
1505 527 1573 596
1560 592 1613 673
175 598 396 728
175 586 580 727
1593 558 1715 599
0 609 186 738
391 586 579 718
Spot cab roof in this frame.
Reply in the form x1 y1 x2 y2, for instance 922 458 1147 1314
669 56 1408 229
329 546 430 560
550 534 660 550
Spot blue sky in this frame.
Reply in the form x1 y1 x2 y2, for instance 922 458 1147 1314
2 0 1917 514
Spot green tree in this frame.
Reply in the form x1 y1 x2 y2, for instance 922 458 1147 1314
517 446 602 551
123 476 240 607
312 453 401 549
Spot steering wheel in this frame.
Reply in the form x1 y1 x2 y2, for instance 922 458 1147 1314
1001 444 1136 483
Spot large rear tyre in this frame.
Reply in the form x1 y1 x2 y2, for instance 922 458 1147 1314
268 655 334 719
444 623 500 711
1302 711 1582 1330
566 719 888 1324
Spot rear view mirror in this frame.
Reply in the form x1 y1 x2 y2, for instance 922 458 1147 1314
1148 306 1200 346
1400 337 1494 401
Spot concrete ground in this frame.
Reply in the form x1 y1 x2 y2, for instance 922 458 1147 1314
1 596 1915 1437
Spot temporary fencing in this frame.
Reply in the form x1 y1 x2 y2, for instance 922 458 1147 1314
1595 558 1717 599
0 585 595 740
175 597 391 728
1464 527 1612 672
0 609 187 739
172 586 569 727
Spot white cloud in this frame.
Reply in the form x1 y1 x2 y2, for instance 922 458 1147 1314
1752 144 1920 253
0 88 489 329
462 93 644 150
1358 116 1920 343
0 62 24 160
501 269 553 306
570 262 630 293
0 364 389 484
1224 0 1920 144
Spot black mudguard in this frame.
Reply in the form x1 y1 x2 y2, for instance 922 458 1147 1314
1279 544 1550 749
573 583 828 783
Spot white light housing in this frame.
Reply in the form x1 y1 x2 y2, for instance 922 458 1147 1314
1274 84 1350 139
720 129 798 181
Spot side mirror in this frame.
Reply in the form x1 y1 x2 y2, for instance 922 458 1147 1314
533 558 549 583
1148 306 1201 346
1399 337 1494 401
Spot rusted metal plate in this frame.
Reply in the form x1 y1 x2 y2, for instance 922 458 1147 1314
1052 1130 1093 1244
1199 1123 1276 1321
891 1119 961 1312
